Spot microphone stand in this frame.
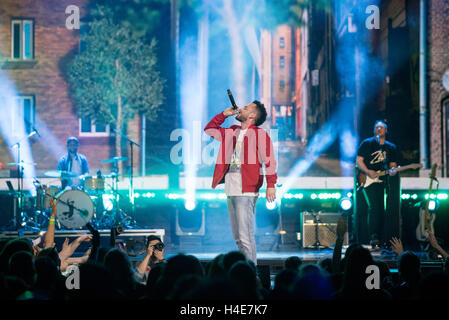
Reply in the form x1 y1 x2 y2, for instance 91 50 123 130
9 130 38 230
113 129 140 224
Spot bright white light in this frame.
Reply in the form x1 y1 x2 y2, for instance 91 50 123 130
266 201 276 210
102 194 114 211
340 197 353 211
185 199 196 211
428 199 438 211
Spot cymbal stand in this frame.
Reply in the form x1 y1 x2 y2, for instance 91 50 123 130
9 131 37 230
112 162 121 227
102 176 137 228
113 129 140 221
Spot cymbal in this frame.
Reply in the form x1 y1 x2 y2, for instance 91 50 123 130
8 162 37 166
101 157 128 164
44 170 79 178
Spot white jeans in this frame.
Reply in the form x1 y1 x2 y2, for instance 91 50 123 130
227 196 258 264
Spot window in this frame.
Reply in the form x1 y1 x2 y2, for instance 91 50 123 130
280 56 285 68
280 80 285 92
280 37 285 48
79 117 110 137
11 19 34 60
10 96 35 136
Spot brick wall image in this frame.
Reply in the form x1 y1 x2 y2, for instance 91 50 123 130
428 0 449 175
0 0 118 177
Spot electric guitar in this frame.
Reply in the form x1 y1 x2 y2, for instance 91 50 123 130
416 164 438 242
357 163 422 188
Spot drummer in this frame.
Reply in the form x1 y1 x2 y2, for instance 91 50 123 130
57 137 89 190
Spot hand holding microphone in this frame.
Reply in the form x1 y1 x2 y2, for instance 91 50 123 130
223 89 239 117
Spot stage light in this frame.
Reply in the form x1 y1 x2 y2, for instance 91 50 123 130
339 197 353 211
176 203 205 236
266 201 276 210
428 199 439 211
142 192 155 198
437 193 448 200
102 194 114 211
185 198 196 211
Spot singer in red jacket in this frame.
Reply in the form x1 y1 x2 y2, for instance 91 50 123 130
204 100 277 264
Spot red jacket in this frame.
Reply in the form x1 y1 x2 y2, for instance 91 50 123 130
204 112 277 193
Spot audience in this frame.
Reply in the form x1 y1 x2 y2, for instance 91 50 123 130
1 206 448 301
390 251 421 300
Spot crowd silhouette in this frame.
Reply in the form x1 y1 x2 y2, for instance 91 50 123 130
1 206 449 301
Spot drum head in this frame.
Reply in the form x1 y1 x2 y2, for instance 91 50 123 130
56 190 94 229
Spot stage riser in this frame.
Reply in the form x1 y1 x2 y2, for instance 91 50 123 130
1 196 449 249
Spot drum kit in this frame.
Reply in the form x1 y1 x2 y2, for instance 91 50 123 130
9 156 137 231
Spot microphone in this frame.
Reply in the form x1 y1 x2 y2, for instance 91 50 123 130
227 89 238 110
31 127 41 137
376 135 380 144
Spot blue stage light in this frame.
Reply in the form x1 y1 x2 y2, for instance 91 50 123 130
339 197 353 211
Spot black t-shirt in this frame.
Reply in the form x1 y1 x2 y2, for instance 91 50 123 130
357 137 398 173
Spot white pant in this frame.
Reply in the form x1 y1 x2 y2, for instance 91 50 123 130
227 196 258 264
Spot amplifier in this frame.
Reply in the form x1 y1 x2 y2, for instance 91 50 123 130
300 212 348 248
0 193 17 229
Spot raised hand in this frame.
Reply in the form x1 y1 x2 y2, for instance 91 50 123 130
427 232 439 248
390 237 404 256
76 234 92 243
336 217 347 239
62 238 69 251
49 197 58 217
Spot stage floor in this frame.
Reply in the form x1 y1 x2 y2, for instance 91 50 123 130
163 246 400 269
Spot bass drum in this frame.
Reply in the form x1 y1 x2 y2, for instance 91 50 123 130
56 189 94 229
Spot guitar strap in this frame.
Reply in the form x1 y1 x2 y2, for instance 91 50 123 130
361 188 371 208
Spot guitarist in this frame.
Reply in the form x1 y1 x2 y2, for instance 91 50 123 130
357 120 399 249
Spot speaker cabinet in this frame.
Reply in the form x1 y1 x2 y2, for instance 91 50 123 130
300 212 348 248
175 205 206 236
0 194 17 229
